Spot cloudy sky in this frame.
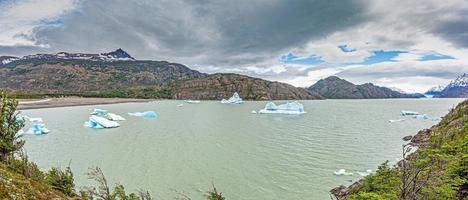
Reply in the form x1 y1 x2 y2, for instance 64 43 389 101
1 0 467 92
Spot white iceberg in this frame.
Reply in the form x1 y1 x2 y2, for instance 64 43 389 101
334 169 353 176
177 104 184 107
401 110 419 116
26 123 50 135
85 115 120 129
90 108 125 121
357 169 372 176
389 119 405 123
221 92 243 104
258 101 306 115
251 110 257 114
128 111 158 118
185 100 200 104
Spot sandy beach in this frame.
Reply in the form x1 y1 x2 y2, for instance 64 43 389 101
18 97 151 110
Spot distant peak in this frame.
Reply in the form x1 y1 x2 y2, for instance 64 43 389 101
102 48 135 60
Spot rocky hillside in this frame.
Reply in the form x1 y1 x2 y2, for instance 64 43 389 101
331 99 468 199
308 76 422 99
0 49 205 97
172 73 323 100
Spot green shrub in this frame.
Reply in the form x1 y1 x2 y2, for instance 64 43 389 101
46 166 75 196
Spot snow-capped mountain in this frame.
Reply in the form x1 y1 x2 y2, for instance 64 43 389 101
0 56 20 65
389 87 407 94
439 73 468 98
0 49 135 65
424 85 445 97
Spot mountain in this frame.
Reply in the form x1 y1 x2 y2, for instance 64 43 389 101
172 73 323 100
0 49 205 98
438 73 468 98
0 49 322 100
424 85 444 97
307 76 422 99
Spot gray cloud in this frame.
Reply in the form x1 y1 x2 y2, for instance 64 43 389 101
32 0 366 66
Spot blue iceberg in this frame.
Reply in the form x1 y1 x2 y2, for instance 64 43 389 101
128 111 158 118
90 108 125 121
221 92 243 104
258 101 306 115
26 122 50 135
85 115 120 129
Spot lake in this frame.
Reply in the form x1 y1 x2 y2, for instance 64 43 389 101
20 99 463 199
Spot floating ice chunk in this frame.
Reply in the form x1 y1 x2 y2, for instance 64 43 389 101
106 113 126 121
185 100 200 104
90 108 125 121
128 111 158 118
15 114 26 123
90 108 107 116
221 92 243 104
258 101 306 115
177 104 184 107
15 130 25 138
85 115 120 129
26 123 50 135
334 169 353 176
401 110 419 116
28 117 43 123
389 119 405 123
357 169 372 176
251 110 257 114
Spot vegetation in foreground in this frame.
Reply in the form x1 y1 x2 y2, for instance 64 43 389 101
332 99 467 200
0 90 225 199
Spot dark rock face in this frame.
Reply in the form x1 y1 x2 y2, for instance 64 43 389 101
0 59 205 94
172 73 323 100
330 180 364 200
308 76 422 99
402 135 413 141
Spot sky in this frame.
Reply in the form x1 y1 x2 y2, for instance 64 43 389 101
1 0 467 93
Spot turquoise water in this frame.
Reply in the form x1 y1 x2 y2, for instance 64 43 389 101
20 99 463 199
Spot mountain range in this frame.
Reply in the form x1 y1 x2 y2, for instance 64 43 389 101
1 49 461 100
424 73 468 98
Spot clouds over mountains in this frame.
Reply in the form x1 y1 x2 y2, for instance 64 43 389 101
1 0 467 92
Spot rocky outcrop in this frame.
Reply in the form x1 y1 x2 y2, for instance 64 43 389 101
171 73 323 100
308 76 422 99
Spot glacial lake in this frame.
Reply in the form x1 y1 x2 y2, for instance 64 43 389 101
20 99 463 199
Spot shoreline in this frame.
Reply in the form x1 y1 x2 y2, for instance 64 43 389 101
18 97 151 110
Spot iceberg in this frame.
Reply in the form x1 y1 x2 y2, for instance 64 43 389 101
90 108 125 121
221 92 243 104
401 110 419 116
357 169 372 176
334 169 353 176
26 122 50 135
185 100 200 104
251 110 257 114
177 104 184 107
85 115 120 129
128 111 158 118
258 101 306 115
389 119 405 123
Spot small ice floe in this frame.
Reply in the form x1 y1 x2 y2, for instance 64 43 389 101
401 110 419 116
26 122 50 135
85 115 120 129
258 101 306 115
90 108 125 121
185 100 200 104
221 92 243 104
334 169 353 176
15 130 25 138
357 169 372 176
389 119 405 123
177 104 184 107
251 110 257 114
128 111 158 118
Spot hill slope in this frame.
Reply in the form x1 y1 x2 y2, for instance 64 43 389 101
308 76 422 99
172 73 323 100
331 99 468 199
